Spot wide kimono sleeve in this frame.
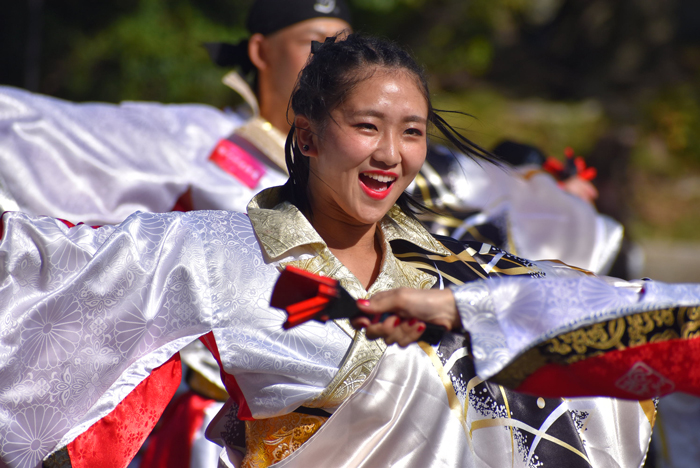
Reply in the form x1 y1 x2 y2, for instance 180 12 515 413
0 210 215 468
417 147 622 274
0 86 246 224
0 209 350 468
453 274 700 399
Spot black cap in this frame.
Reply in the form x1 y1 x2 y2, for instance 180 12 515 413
247 0 351 35
204 0 351 70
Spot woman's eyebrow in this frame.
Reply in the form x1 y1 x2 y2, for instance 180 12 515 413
351 109 384 118
404 115 427 124
351 109 427 124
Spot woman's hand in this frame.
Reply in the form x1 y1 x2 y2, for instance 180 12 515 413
352 288 460 347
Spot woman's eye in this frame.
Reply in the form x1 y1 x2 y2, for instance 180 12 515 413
356 123 376 131
405 128 424 136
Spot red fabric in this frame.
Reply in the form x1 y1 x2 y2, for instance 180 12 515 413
58 218 76 228
199 332 253 420
543 147 596 182
139 391 216 468
209 139 266 189
516 336 700 399
171 188 194 213
67 353 183 468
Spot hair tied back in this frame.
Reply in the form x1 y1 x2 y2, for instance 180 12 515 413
310 36 339 54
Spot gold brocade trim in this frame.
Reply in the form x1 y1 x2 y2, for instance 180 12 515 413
546 319 627 359
545 307 700 364
640 399 657 428
245 187 445 466
491 306 700 389
242 414 328 468
248 187 450 263
306 326 386 409
43 447 71 468
490 346 550 390
233 117 288 174
679 305 700 338
381 206 451 256
188 367 230 402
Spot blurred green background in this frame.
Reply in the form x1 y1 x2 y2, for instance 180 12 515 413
2 0 700 245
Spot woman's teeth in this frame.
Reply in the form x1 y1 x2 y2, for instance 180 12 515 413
364 173 396 183
360 173 396 192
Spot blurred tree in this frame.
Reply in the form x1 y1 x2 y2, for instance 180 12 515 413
1 0 699 240
1 0 251 106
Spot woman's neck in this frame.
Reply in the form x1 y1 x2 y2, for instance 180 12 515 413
309 211 383 290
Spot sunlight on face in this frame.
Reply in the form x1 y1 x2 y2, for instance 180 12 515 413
307 69 428 226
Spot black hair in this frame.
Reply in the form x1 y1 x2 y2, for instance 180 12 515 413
282 33 500 216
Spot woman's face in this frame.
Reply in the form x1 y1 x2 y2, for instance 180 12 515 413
303 70 428 227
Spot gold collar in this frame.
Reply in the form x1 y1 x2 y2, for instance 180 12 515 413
233 116 288 174
248 187 442 414
247 187 445 298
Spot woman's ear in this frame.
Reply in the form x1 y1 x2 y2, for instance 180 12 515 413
294 115 318 158
248 34 267 71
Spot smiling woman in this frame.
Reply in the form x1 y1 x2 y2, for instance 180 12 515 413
2 33 699 468
293 70 428 288
281 34 497 289
300 71 426 207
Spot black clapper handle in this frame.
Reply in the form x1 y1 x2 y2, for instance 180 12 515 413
418 323 447 345
368 313 446 345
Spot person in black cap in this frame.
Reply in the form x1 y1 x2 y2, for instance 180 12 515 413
207 0 351 133
180 0 352 211
248 0 351 132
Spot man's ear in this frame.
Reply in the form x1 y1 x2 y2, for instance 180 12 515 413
248 33 267 71
294 115 318 158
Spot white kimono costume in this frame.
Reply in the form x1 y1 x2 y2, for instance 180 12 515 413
2 187 700 468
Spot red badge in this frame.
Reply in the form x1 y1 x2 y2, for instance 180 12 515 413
209 139 266 189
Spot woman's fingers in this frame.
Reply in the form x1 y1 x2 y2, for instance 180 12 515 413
360 316 425 347
362 315 399 340
356 288 459 330
357 289 409 314
351 316 372 329
353 288 460 346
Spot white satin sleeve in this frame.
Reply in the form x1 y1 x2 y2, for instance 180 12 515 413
0 210 216 467
0 210 350 467
452 275 700 380
198 212 352 419
0 86 242 224
439 152 623 273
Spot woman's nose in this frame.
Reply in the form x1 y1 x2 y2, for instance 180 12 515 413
373 132 401 166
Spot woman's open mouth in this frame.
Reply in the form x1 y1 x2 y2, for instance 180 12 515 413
359 171 397 200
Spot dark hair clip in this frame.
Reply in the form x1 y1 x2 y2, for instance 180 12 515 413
310 36 338 54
